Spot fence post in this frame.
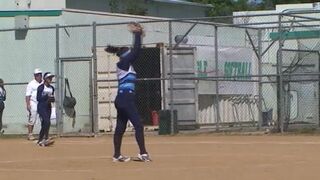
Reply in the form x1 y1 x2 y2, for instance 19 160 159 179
257 28 263 130
214 25 220 131
55 24 62 136
168 21 175 135
277 15 284 133
318 52 320 128
92 22 98 134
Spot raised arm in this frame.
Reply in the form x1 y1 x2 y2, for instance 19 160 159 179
130 32 142 59
118 32 142 69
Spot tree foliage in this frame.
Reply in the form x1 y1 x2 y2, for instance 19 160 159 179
190 0 318 16
108 0 147 15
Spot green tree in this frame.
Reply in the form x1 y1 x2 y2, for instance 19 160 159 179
126 0 147 16
254 0 318 10
190 0 319 16
109 0 119 13
191 0 257 16
108 0 147 15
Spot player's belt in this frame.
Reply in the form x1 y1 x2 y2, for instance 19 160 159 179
118 89 135 94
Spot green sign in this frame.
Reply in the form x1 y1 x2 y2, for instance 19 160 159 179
197 60 208 77
224 62 251 80
0 10 62 17
270 30 320 40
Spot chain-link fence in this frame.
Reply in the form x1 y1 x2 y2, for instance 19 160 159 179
1 11 320 135
0 28 57 135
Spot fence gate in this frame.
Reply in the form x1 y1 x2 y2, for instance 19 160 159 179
282 49 320 130
58 57 93 135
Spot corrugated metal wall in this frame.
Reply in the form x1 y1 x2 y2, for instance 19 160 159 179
198 95 259 126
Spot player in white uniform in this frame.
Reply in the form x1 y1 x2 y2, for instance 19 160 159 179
25 68 42 140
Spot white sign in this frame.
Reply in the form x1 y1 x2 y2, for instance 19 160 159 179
195 46 257 95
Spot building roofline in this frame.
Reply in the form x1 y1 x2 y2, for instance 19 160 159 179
151 0 213 8
63 8 170 20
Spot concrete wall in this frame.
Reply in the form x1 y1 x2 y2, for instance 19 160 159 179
0 13 62 134
0 0 65 10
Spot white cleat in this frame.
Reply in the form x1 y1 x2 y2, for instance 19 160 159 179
113 155 131 162
137 154 152 162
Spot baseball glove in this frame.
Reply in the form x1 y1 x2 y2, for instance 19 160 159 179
48 95 55 103
127 22 145 36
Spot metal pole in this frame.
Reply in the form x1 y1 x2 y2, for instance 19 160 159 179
257 29 263 130
92 22 98 134
261 41 276 57
214 26 220 131
318 52 320 128
168 21 175 135
55 24 62 136
61 61 65 135
245 29 263 130
277 15 284 133
245 30 259 58
160 44 167 110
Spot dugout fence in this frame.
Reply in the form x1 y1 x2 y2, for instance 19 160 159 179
1 10 320 135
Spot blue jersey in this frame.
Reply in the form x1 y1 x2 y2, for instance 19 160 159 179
117 65 136 91
0 87 5 102
37 84 55 110
116 32 141 92
0 87 6 102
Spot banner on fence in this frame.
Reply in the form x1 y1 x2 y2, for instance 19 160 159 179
195 46 257 95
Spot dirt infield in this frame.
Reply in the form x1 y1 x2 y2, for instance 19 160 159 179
1 134 320 180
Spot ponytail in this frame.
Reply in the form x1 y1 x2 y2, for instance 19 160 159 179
104 46 120 54
104 45 129 57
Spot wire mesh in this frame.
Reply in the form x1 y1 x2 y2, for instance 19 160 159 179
0 28 56 134
1 12 320 134
281 50 319 130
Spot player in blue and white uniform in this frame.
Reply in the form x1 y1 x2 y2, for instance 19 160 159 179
0 78 6 134
105 22 151 162
36 72 55 147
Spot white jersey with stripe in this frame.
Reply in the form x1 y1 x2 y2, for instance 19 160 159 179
117 65 136 91
26 79 41 103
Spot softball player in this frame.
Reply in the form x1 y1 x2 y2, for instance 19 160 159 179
0 78 6 134
105 22 151 162
36 72 55 147
25 68 42 140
